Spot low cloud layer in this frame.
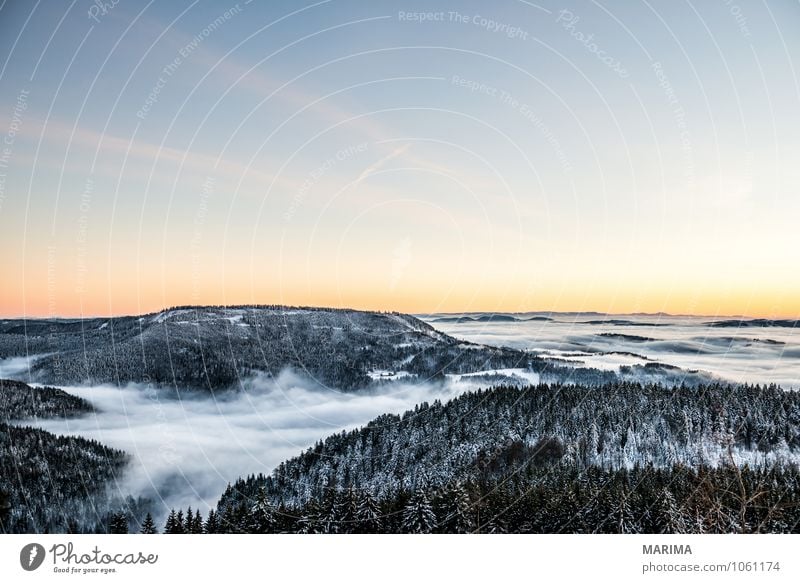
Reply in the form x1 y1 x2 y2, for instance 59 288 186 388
31 370 486 519
425 315 800 388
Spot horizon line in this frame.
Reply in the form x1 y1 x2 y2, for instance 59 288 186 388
1 303 795 321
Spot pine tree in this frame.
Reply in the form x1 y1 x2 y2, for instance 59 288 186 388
203 509 219 534
0 488 10 533
333 488 357 533
164 509 184 534
401 489 437 533
185 507 194 533
109 512 128 534
248 487 277 533
139 512 157 534
658 489 688 534
176 510 185 533
440 482 475 533
318 491 339 533
354 491 382 533
191 509 204 533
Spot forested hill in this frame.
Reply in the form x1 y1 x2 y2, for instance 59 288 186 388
218 382 800 511
0 378 94 420
0 380 128 533
0 305 538 390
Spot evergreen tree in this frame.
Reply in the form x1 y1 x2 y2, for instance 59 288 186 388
318 491 339 533
439 482 475 533
191 509 204 534
401 489 437 533
164 509 184 534
139 512 157 534
248 487 277 533
109 512 128 534
0 488 10 533
658 489 688 534
355 491 382 533
296 501 320 534
185 507 194 533
333 488 357 533
203 509 219 534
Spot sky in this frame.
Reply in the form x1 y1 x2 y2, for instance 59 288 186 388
0 0 798 318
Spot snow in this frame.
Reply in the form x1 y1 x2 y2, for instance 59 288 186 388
367 369 413 381
541 350 650 371
448 367 540 385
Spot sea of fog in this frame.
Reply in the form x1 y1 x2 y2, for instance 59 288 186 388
420 313 800 389
25 370 492 519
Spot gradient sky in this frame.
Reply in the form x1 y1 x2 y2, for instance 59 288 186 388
1 0 799 318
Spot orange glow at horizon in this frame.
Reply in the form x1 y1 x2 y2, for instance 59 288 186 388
2 275 798 319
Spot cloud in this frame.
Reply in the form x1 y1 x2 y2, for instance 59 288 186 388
30 369 490 520
424 315 800 388
354 143 411 183
18 116 301 191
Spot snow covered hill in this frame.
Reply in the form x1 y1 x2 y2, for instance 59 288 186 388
0 306 539 390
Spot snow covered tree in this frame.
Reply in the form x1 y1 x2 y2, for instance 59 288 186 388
248 487 277 533
658 489 688 533
355 491 382 533
109 512 128 534
401 489 437 533
441 482 475 533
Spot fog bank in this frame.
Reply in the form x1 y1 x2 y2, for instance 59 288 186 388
31 370 488 519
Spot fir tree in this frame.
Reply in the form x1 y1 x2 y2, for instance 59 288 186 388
203 509 219 534
191 509 204 533
109 512 128 534
658 489 688 534
248 487 277 533
139 512 157 534
355 491 382 533
401 489 437 533
164 509 184 534
185 507 194 533
440 482 475 533
0 488 10 533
